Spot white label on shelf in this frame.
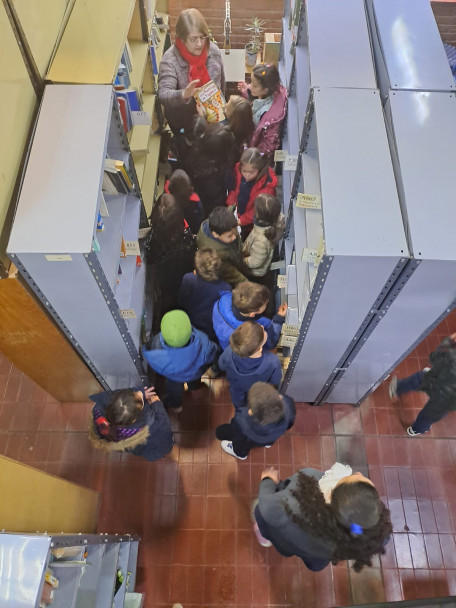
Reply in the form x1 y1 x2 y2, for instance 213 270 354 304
277 274 287 288
131 111 152 125
138 227 151 239
296 193 322 209
270 260 286 271
284 154 298 171
279 334 297 348
301 248 318 263
282 324 300 337
120 309 137 319
125 240 140 256
45 254 72 262
274 149 288 162
315 238 325 267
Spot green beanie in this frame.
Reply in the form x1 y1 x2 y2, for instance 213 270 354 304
160 310 192 348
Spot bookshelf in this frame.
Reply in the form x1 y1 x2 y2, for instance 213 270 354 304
0 532 140 608
8 85 147 389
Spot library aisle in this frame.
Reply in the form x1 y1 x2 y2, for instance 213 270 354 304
1 310 456 606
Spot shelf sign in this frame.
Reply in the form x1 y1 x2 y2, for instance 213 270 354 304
284 154 298 171
279 334 297 349
45 254 72 262
131 111 152 126
301 248 318 263
274 149 288 162
125 240 140 256
120 309 136 319
315 238 325 267
296 193 321 209
277 274 287 288
282 324 300 337
270 260 286 271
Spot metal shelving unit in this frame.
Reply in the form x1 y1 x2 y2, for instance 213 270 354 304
0 532 140 608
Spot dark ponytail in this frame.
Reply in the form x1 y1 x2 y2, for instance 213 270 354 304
254 194 284 245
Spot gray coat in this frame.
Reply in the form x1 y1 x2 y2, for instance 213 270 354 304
158 42 225 132
243 215 284 276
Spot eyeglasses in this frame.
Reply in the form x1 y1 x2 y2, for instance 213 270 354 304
187 35 208 44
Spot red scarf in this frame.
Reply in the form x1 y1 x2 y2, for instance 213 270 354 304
175 38 211 86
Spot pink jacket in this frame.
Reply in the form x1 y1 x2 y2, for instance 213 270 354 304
249 85 288 158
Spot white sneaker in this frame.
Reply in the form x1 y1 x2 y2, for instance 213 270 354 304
423 367 431 373
221 440 247 460
406 426 422 436
388 376 398 401
253 522 272 547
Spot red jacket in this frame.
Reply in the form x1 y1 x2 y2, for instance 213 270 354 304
226 164 278 226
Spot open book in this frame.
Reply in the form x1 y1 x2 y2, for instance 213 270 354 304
193 79 226 123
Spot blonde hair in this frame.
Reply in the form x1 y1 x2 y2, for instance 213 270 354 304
175 8 210 49
195 248 223 282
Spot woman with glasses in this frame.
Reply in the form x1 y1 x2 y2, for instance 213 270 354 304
158 8 226 134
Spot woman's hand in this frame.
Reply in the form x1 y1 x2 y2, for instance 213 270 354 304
261 467 279 484
237 81 248 95
144 386 159 404
182 79 201 100
195 99 206 117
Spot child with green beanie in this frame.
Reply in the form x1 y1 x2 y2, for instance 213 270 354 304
143 310 218 411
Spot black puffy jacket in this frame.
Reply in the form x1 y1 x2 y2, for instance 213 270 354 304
420 337 456 412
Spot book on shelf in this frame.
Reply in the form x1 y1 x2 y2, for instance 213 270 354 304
117 96 131 132
116 89 141 132
102 172 118 195
115 63 131 89
149 45 158 75
104 159 134 194
122 41 133 72
193 80 226 123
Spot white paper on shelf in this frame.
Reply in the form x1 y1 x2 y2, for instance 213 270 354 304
296 192 322 209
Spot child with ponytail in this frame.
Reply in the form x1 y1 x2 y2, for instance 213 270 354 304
243 194 284 277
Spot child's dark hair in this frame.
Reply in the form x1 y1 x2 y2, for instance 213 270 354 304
232 281 269 314
254 194 284 245
195 248 223 281
151 193 184 240
226 95 254 147
248 382 284 425
168 169 193 206
230 321 265 357
240 148 268 181
252 63 281 97
208 206 238 236
103 389 143 440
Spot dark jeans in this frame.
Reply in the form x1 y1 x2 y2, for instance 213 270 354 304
216 419 267 458
254 505 330 572
164 378 202 410
397 371 448 434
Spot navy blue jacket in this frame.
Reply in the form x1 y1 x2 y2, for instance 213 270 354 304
234 394 295 444
213 291 285 350
143 328 218 382
88 387 173 462
219 344 282 409
178 272 231 342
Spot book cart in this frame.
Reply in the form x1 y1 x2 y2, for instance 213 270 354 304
0 532 140 608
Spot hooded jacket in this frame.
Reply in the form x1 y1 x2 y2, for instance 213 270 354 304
234 393 295 444
249 85 288 159
243 214 285 276
212 291 284 351
88 387 173 462
420 337 456 413
196 219 248 286
143 328 218 383
219 344 282 409
226 165 278 227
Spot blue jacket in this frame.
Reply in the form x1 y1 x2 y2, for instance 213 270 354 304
212 291 285 351
219 345 282 409
88 387 173 462
234 394 295 444
178 272 231 342
143 328 218 382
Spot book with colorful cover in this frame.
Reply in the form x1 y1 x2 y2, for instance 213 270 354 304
193 80 226 123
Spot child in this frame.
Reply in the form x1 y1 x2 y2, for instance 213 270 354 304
238 63 288 160
88 385 173 462
225 94 255 162
389 332 456 436
166 169 204 235
213 281 287 350
243 194 285 277
197 206 250 286
226 147 278 239
219 321 282 409
216 382 296 460
143 310 218 412
178 248 232 342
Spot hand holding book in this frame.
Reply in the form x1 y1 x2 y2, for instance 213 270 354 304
182 79 201 100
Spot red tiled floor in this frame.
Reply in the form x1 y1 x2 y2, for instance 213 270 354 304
1 310 456 606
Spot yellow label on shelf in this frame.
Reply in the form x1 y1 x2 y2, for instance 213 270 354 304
125 240 140 255
45 254 72 262
279 335 297 348
120 309 136 319
296 193 322 209
274 149 288 162
301 248 318 263
282 324 300 337
277 274 287 288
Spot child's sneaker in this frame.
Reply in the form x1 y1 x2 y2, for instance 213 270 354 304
221 440 247 460
388 376 398 401
423 367 431 373
406 426 422 437
253 522 272 547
